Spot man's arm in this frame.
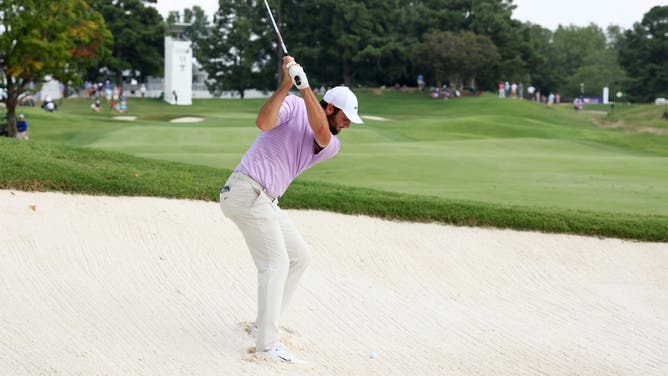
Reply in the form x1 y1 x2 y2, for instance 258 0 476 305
256 56 331 148
255 57 294 131
285 59 331 148
299 86 331 148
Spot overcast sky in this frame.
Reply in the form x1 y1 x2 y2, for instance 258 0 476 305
152 0 665 31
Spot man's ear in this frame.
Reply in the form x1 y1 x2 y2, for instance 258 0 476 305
325 103 335 115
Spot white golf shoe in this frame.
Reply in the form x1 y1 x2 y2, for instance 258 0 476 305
259 343 298 362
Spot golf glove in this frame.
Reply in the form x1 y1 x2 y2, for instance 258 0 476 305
287 62 309 90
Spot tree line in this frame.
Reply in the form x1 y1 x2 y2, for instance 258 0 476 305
173 1 666 102
1 0 666 136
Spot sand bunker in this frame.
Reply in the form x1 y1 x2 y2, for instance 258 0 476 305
361 115 390 121
170 117 205 123
113 116 137 121
1 190 667 375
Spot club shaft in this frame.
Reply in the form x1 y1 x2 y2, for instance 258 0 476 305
263 0 288 55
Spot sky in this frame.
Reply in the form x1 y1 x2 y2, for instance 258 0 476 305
152 0 665 31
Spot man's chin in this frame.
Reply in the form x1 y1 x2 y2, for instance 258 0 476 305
329 125 340 135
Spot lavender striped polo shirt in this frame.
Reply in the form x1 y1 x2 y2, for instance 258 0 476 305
234 94 340 198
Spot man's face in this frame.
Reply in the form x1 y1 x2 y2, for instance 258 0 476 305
327 105 351 135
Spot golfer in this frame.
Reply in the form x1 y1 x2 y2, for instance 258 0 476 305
219 56 363 362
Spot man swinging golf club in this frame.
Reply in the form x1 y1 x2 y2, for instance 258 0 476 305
219 55 363 362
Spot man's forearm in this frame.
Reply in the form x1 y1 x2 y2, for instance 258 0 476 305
301 87 331 147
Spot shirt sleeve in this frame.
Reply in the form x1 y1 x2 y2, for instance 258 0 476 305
314 134 340 161
276 95 297 129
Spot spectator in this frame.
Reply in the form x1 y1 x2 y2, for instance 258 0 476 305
140 84 147 98
527 85 536 101
118 94 128 112
42 96 56 112
16 114 29 140
417 74 425 91
91 99 101 112
573 97 584 111
547 93 555 107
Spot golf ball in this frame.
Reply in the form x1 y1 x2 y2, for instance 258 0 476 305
370 351 377 359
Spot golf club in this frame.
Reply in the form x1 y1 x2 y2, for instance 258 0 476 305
263 0 288 56
262 0 305 88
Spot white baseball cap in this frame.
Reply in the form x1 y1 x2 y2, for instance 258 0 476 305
323 86 363 124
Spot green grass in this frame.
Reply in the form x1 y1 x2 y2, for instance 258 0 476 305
3 90 668 241
2 138 666 241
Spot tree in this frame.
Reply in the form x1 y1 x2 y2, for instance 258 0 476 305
351 0 414 86
86 0 164 85
200 0 274 98
520 22 557 93
617 6 668 102
566 49 628 99
413 31 499 88
550 24 607 94
463 0 534 87
0 0 111 137
283 0 385 87
251 0 427 87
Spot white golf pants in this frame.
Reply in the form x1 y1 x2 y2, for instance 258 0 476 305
219 173 311 351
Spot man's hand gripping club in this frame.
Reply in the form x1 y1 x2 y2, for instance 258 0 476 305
286 60 309 90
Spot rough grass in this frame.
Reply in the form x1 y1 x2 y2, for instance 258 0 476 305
2 138 667 242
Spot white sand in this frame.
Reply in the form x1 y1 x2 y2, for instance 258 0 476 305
362 115 390 121
170 116 205 123
112 116 137 121
1 190 667 375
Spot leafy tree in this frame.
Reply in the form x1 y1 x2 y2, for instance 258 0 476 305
520 22 557 92
86 0 164 85
617 6 668 102
414 30 499 88
550 24 607 94
283 0 428 87
566 49 628 99
464 0 533 86
282 0 376 87
350 0 414 86
523 22 628 97
400 0 531 89
0 0 111 137
200 0 274 98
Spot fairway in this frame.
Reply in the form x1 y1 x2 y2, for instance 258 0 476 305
22 90 668 216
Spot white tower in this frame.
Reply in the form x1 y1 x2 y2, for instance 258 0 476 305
164 23 192 105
